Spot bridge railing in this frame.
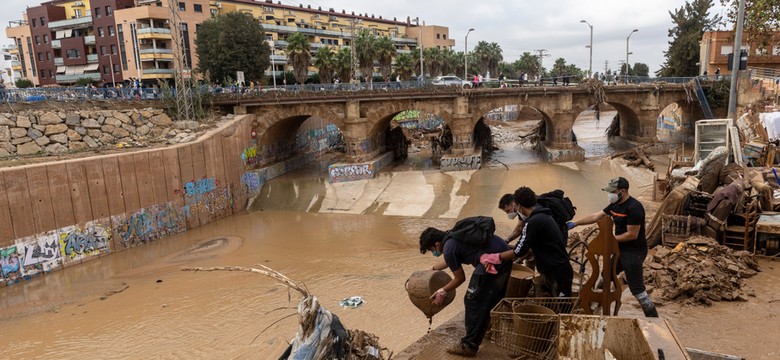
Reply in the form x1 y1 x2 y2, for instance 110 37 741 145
0 86 161 103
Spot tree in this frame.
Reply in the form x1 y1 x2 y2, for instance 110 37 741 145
195 12 270 83
393 52 415 80
375 36 396 81
354 30 377 83
440 48 460 76
514 52 540 79
633 62 650 77
334 47 352 82
719 0 780 48
75 77 94 86
15 79 33 88
473 41 503 76
313 47 335 84
423 47 445 77
285 32 311 84
656 0 721 77
552 58 568 76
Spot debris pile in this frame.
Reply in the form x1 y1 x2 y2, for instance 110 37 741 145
644 236 760 305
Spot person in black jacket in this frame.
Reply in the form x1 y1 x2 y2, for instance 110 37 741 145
482 187 573 297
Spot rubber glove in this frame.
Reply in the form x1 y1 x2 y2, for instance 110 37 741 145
480 253 501 274
566 221 576 229
430 288 447 305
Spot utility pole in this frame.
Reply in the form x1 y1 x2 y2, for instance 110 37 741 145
727 0 746 120
415 17 424 81
535 49 550 81
603 60 609 77
167 0 194 121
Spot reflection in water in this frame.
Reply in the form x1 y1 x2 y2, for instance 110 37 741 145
0 160 623 358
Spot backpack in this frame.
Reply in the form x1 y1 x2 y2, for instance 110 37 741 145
537 189 577 239
445 216 496 248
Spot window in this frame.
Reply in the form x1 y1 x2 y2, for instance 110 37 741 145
32 19 37 27
43 35 48 43
194 4 202 12
48 69 52 78
113 64 119 73
443 34 447 40
66 49 81 58
35 36 40 45
108 26 115 36
46 52 51 60
117 24 122 32
37 52 43 61
210 8 217 16
436 34 440 39
40 17 46 26
98 27 104 37
288 18 295 23
74 9 82 17
178 2 186 11
105 6 112 16
95 7 101 18
40 70 45 78
111 44 117 55
103 65 109 74
720 45 733 55
100 45 106 55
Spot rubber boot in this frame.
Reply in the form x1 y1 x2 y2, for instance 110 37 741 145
636 291 659 318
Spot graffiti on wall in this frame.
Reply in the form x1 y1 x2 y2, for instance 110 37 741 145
329 164 374 183
180 177 233 219
440 155 482 171
240 171 265 195
17 231 62 276
58 219 112 265
0 245 23 284
242 146 260 170
113 203 186 249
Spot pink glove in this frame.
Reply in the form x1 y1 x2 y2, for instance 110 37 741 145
480 253 501 274
430 288 447 305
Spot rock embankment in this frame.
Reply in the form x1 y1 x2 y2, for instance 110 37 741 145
0 109 203 157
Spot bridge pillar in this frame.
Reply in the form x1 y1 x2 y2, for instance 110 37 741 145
342 100 370 161
234 105 247 115
450 96 473 154
626 107 660 143
541 110 584 162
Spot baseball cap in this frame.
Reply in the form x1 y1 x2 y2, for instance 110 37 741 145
602 177 629 192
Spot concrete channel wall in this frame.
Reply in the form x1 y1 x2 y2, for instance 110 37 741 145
0 114 258 286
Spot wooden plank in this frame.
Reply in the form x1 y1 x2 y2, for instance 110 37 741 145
4 168 35 239
84 158 110 220
117 154 141 213
66 162 93 226
133 152 155 208
190 142 209 226
26 166 56 233
46 163 75 228
177 145 199 229
101 156 126 216
148 150 168 206
0 172 15 245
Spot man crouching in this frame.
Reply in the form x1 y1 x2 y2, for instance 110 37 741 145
420 223 511 357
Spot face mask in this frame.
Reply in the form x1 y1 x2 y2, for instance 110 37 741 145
507 212 518 220
519 212 528 221
431 250 442 257
607 192 620 204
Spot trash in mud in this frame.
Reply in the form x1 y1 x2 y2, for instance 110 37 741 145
340 296 365 309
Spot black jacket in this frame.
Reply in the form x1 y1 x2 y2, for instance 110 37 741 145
513 205 570 273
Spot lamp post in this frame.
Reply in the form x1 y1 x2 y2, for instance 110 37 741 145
464 28 474 83
106 53 115 85
269 41 277 88
579 20 592 79
414 17 423 81
625 29 638 84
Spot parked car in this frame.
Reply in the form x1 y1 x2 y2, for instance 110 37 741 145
432 76 471 88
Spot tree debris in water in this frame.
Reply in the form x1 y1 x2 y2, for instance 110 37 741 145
182 265 392 359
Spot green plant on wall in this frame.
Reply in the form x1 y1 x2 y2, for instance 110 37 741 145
14 78 33 88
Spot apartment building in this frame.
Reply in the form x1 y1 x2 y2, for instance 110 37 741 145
0 47 21 85
6 0 454 85
700 30 780 75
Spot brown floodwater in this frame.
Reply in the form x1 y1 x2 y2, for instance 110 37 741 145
0 157 629 358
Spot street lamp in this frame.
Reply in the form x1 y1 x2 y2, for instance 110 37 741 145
465 28 474 82
104 52 115 85
625 29 638 84
580 20 592 79
414 17 423 81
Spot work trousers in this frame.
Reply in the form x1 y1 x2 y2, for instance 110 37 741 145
616 248 648 295
461 267 510 350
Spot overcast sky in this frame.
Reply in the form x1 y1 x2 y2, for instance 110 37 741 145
1 0 733 74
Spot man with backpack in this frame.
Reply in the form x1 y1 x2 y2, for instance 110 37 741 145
482 187 573 298
420 216 511 357
536 189 577 244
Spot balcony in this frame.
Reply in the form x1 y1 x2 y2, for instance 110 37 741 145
54 57 64 66
51 40 61 49
4 44 18 52
136 27 172 39
84 35 95 45
139 48 173 55
11 61 21 69
48 16 93 30
262 23 344 37
56 72 101 83
87 54 99 63
270 54 286 62
143 68 175 75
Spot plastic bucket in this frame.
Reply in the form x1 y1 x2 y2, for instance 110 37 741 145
505 264 535 298
405 270 456 318
510 303 558 356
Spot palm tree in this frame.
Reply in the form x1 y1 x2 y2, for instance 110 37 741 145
313 47 335 84
423 47 446 77
393 52 415 80
552 58 567 76
473 41 503 76
440 47 460 75
354 30 377 84
334 47 352 82
486 42 503 76
285 32 311 84
375 36 396 81
515 52 540 79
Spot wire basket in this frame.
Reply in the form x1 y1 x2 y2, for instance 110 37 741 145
489 297 581 359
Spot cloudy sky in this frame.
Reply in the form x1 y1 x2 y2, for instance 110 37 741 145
1 0 733 74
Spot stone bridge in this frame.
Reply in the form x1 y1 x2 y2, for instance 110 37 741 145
218 84 703 164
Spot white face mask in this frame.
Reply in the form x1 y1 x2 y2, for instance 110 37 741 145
507 212 518 220
607 192 620 204
519 212 528 221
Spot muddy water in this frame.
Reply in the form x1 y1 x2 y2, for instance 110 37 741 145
0 161 625 359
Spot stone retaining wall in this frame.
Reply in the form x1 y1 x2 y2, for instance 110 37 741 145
0 108 186 157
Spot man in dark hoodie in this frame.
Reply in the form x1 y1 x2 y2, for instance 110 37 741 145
482 186 573 297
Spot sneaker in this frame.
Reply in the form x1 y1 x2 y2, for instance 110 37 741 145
446 342 478 357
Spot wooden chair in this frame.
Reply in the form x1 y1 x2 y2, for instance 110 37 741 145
722 197 759 250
